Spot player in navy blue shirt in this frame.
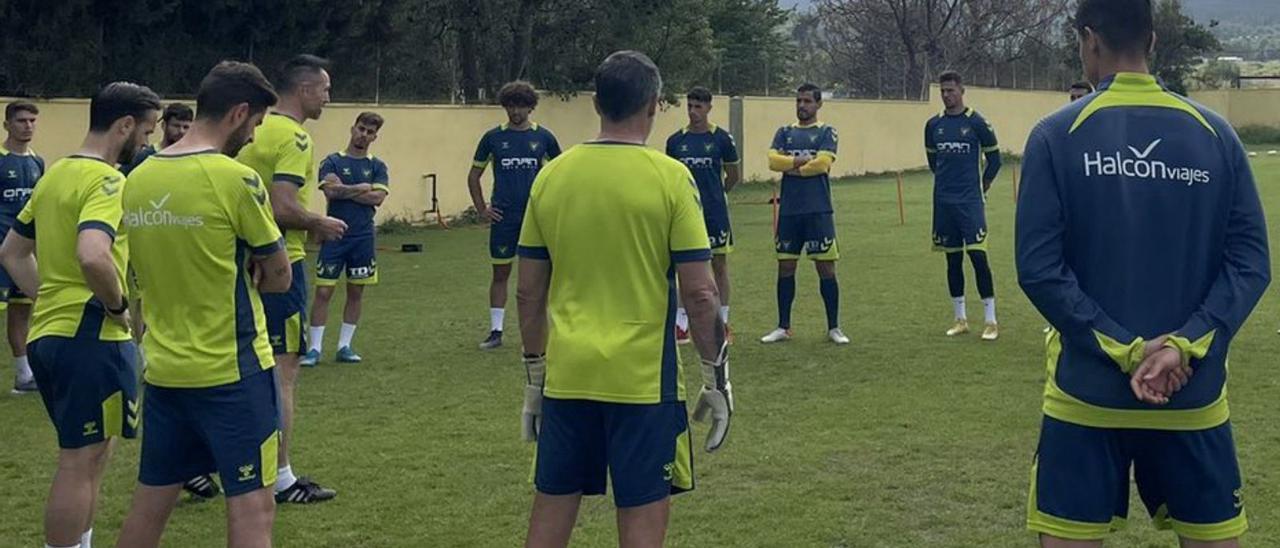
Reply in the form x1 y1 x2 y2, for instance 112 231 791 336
665 87 740 343
121 102 192 176
1 101 44 393
1018 1 1269 544
467 81 561 350
924 71 1003 341
760 84 848 346
302 112 389 366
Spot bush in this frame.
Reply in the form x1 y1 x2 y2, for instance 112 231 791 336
1237 125 1280 145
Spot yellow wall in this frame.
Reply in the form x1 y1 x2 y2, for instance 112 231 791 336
15 86 1273 223
1190 89 1280 129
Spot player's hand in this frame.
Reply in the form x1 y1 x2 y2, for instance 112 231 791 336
982 180 993 194
792 154 811 169
107 309 132 330
693 342 733 453
521 354 546 442
1130 346 1192 405
312 216 348 242
483 206 504 224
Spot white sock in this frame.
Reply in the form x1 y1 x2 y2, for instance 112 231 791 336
676 307 689 330
276 465 297 492
14 355 31 382
45 543 79 548
983 297 997 324
81 529 92 548
490 308 505 332
719 306 730 323
952 297 967 321
308 327 325 353
338 323 357 348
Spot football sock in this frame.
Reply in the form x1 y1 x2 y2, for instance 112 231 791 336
777 276 796 329
338 323 357 348
490 308 505 332
308 327 324 353
819 278 840 330
81 529 92 548
676 307 689 331
983 298 997 325
719 306 730 324
14 355 31 382
953 297 967 321
276 465 297 492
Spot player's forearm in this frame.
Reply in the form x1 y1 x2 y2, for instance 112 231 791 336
270 197 323 231
516 258 552 355
253 250 293 293
322 185 368 200
352 191 387 206
723 165 741 191
0 237 38 299
768 151 795 172
467 175 488 211
982 151 1002 184
79 251 125 310
927 152 938 172
682 282 723 362
797 154 833 177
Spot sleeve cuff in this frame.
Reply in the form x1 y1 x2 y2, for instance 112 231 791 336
1164 331 1216 368
372 184 390 194
274 174 306 187
517 245 550 260
77 221 116 241
671 249 712 263
1094 331 1145 374
982 146 1001 153
817 150 837 161
13 220 34 239
250 238 285 256
472 160 489 169
925 147 937 153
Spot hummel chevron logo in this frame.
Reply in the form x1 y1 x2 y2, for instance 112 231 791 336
1127 139 1162 159
294 132 309 152
244 177 266 204
148 193 171 209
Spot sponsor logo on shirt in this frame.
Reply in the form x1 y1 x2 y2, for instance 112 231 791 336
499 157 540 170
1 187 32 201
680 157 715 169
935 141 973 154
124 193 206 228
1083 138 1211 185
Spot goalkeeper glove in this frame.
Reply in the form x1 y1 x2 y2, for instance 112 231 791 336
522 353 545 442
692 341 733 452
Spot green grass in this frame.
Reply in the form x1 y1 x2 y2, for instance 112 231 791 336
3 154 1280 547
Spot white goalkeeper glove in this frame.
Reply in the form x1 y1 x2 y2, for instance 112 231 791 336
521 353 545 442
692 341 733 453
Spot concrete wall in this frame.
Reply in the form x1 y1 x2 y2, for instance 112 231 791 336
20 85 1275 222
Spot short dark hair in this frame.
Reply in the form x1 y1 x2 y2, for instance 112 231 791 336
939 71 963 86
195 61 279 120
797 83 822 102
355 111 384 130
1075 0 1154 55
162 102 194 123
88 82 162 132
497 81 539 108
594 51 662 123
686 86 713 104
1070 81 1095 93
5 101 38 121
278 54 331 94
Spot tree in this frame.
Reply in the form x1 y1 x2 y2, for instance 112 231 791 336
1152 0 1222 95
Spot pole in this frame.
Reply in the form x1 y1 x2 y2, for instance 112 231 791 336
896 171 906 225
771 182 780 237
1012 164 1020 204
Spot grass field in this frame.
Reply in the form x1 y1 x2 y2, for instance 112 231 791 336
3 153 1280 548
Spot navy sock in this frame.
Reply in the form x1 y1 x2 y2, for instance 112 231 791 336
777 275 796 329
819 277 839 330
946 252 965 298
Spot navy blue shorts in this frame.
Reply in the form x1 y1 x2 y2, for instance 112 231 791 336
29 336 139 449
1028 415 1247 542
535 398 694 508
489 213 523 265
775 213 839 260
316 235 378 286
139 370 280 497
0 264 31 304
262 260 307 355
932 202 988 252
705 213 734 255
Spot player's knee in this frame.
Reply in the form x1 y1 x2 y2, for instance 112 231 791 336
59 440 112 472
815 261 837 279
493 264 513 283
778 260 799 277
314 287 335 303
